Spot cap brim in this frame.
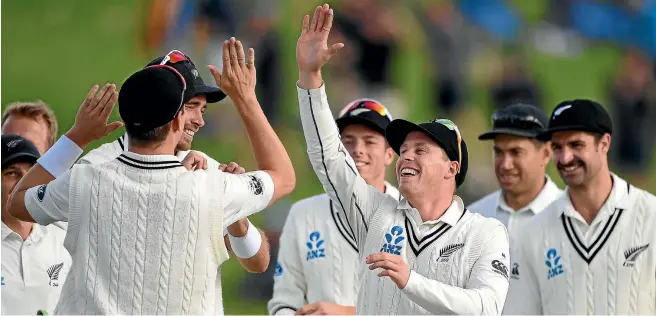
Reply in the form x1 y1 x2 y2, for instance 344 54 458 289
195 84 227 103
385 119 449 156
2 153 39 170
478 128 540 140
336 116 386 135
536 125 602 141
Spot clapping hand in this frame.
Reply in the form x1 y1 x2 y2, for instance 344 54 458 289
208 37 256 105
65 84 123 148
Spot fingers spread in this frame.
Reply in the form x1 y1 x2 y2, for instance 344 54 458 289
328 43 345 57
236 40 246 68
100 90 118 118
310 6 321 32
247 48 255 70
208 65 222 85
316 4 328 33
89 83 110 112
83 85 100 108
228 38 241 75
301 15 310 34
322 8 334 33
96 84 116 115
222 40 231 75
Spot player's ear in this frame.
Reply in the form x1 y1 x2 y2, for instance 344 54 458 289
384 143 395 167
171 109 185 132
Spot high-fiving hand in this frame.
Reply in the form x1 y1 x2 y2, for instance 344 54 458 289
297 3 344 74
65 84 123 149
208 37 256 105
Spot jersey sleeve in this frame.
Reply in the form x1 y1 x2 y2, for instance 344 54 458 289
401 221 511 315
221 170 274 230
268 204 308 315
24 170 72 226
502 226 543 314
298 83 387 249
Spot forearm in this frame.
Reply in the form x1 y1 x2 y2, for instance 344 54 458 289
235 231 269 273
233 93 295 202
226 219 270 273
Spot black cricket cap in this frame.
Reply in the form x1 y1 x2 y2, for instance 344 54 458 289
385 119 469 187
2 134 40 170
118 66 188 133
335 99 393 135
478 103 548 140
147 50 226 103
537 99 612 141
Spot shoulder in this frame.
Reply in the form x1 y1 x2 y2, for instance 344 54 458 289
288 194 331 217
78 137 123 165
464 211 508 234
467 191 500 216
176 150 221 169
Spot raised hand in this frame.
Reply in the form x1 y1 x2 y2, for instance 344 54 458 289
65 84 123 148
297 3 344 89
208 37 256 105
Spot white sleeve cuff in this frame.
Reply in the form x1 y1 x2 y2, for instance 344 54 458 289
37 135 84 178
228 219 262 259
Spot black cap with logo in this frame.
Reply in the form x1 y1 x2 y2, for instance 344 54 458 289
335 99 393 135
385 119 469 187
2 134 41 170
147 50 226 103
478 103 548 140
537 99 612 141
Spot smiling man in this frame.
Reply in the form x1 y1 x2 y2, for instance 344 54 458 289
504 99 656 314
467 103 562 296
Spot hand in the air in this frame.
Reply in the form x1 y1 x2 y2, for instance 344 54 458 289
208 37 256 104
366 252 411 289
66 84 123 148
296 3 344 74
219 161 246 174
181 150 208 171
296 301 355 315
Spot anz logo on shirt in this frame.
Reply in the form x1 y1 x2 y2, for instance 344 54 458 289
306 231 326 261
274 261 283 276
380 226 404 255
545 248 564 279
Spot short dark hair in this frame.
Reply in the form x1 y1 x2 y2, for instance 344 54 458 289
126 121 172 145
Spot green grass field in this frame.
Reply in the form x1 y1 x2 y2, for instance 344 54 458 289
2 0 654 314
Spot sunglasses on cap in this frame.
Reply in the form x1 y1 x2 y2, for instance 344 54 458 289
338 99 393 121
430 118 462 172
144 50 189 113
492 112 544 130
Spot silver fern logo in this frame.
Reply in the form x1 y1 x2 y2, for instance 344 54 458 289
438 243 464 263
47 262 64 287
623 244 649 267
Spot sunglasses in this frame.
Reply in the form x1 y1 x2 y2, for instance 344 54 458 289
144 50 189 114
430 118 462 173
492 112 544 130
338 99 393 121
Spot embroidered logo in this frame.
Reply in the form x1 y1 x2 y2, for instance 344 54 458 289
438 243 464 263
6 139 21 149
511 263 519 279
248 175 264 195
491 260 508 280
380 225 404 255
306 231 326 261
623 244 649 267
274 261 283 276
37 184 47 202
545 248 564 279
1 276 5 286
553 104 571 118
47 262 64 287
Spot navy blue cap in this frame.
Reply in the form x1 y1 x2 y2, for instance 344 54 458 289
479 103 548 140
2 134 40 170
538 99 612 141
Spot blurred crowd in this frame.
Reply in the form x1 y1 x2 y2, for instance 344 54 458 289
142 0 655 302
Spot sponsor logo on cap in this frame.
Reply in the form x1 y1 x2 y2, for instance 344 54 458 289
553 104 571 118
6 139 22 149
191 69 199 79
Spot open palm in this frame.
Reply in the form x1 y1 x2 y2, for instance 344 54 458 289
296 4 344 73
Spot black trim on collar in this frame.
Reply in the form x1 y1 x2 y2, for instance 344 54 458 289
404 208 467 257
561 208 624 264
118 135 125 150
117 154 183 170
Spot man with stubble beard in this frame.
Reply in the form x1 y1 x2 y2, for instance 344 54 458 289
505 99 656 315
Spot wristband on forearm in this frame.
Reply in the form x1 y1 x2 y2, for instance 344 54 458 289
37 135 84 178
228 219 262 259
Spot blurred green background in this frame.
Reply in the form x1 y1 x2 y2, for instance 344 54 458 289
2 0 654 314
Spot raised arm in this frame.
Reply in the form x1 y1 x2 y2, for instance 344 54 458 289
296 4 387 247
209 38 295 206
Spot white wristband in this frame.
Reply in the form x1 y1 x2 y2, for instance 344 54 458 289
37 135 84 178
228 219 262 259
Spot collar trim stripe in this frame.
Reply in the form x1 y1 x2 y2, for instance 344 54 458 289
117 155 183 170
561 208 624 264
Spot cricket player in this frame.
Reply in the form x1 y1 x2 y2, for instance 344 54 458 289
1 134 71 315
468 104 562 286
504 99 656 314
268 99 400 315
2 101 58 155
295 5 510 314
7 38 296 314
79 50 270 275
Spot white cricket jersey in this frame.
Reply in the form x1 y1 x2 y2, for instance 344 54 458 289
468 177 562 283
268 184 400 315
298 83 510 315
23 151 274 314
1 222 72 315
505 174 656 315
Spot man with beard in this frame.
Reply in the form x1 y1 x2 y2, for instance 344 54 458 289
79 50 270 276
504 99 656 314
468 103 562 287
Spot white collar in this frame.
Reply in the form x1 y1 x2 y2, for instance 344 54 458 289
399 195 466 227
2 221 46 242
558 173 631 221
497 176 561 214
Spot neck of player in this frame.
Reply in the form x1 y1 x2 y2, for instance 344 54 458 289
568 168 614 224
503 176 547 211
128 138 178 156
1 208 33 240
405 187 454 222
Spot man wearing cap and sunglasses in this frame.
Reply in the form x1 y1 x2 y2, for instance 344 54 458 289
294 4 510 314
1 134 73 315
268 98 399 315
504 99 656 315
7 38 296 314
468 104 562 289
79 49 272 276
